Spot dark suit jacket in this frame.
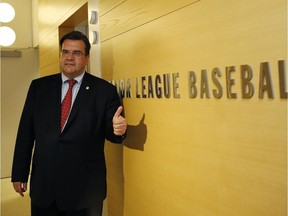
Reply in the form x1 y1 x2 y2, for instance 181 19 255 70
12 72 124 211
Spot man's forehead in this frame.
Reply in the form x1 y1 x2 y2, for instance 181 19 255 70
62 39 85 50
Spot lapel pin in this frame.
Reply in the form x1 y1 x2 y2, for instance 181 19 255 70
86 86 90 90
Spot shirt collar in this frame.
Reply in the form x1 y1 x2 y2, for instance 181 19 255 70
61 71 85 84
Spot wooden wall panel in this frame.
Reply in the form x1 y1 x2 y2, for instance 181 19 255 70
39 29 60 76
38 0 86 43
101 0 287 215
100 0 199 41
99 0 126 16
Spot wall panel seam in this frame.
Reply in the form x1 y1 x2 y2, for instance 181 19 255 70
100 0 201 43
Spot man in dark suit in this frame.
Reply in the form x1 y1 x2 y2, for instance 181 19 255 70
11 31 127 216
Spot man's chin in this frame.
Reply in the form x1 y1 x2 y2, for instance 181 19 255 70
63 67 76 73
62 70 77 77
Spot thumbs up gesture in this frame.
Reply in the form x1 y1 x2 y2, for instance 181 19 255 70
113 106 127 136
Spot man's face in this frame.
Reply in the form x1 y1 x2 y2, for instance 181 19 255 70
60 39 89 78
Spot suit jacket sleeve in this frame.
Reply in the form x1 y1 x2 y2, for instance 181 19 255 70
12 80 36 182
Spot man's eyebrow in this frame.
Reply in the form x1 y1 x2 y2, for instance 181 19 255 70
62 49 82 52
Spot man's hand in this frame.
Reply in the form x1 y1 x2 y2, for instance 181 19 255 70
113 106 127 136
13 182 27 197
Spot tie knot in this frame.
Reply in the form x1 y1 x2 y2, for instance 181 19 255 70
68 79 77 87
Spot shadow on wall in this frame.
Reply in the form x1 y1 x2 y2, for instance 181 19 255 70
124 113 147 151
106 113 148 216
103 40 148 216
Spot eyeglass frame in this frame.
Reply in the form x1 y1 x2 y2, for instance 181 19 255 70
60 49 87 58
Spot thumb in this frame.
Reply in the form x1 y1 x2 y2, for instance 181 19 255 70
114 106 123 118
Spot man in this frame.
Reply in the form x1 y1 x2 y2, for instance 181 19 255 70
11 31 127 216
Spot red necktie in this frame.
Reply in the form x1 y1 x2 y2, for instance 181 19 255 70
61 79 77 130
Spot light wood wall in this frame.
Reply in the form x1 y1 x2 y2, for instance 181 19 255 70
100 0 287 216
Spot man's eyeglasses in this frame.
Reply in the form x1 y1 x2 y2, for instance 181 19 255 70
61 50 86 57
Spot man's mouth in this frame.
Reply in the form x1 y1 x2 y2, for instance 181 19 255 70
65 63 75 66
